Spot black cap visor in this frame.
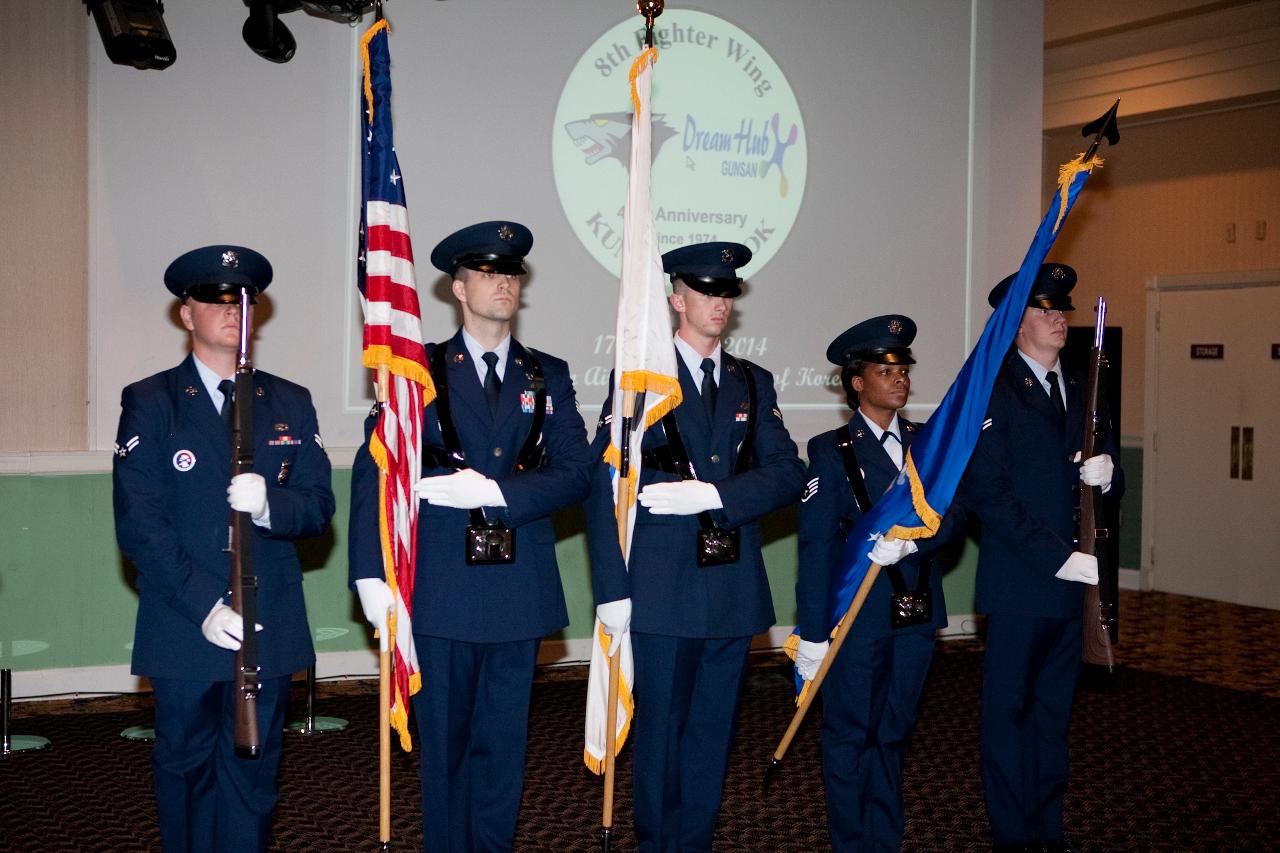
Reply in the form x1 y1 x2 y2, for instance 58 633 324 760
674 274 742 298
1029 293 1075 311
185 282 259 304
455 254 528 277
851 347 916 366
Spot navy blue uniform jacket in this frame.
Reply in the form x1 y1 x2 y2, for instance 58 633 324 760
113 354 335 681
795 412 964 642
962 351 1124 618
586 353 804 639
349 332 594 643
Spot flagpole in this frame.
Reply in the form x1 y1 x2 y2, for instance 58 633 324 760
374 364 393 851
603 389 638 851
762 558 884 789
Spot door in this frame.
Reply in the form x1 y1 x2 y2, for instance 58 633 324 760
1147 279 1280 608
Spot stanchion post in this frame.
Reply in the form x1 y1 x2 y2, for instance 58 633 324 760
286 665 348 735
1 669 51 756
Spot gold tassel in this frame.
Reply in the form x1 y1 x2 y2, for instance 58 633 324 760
628 47 659 115
1054 153 1104 234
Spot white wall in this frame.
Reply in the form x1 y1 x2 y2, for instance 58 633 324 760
88 0 1044 454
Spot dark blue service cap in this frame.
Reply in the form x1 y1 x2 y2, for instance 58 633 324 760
164 245 272 304
988 263 1077 311
826 314 917 367
662 241 751 298
430 220 532 277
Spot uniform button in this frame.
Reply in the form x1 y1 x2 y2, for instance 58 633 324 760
709 454 720 464
493 447 503 457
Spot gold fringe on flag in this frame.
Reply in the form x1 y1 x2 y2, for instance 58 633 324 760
360 18 390 124
886 451 942 542
1054 153 1104 234
582 624 637 775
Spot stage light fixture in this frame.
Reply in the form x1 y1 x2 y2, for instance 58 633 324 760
83 0 176 70
242 1 300 64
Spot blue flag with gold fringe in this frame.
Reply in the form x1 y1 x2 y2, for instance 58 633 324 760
788 153 1104 697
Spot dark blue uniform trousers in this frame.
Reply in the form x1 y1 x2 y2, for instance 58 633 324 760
980 615 1082 845
411 635 540 853
631 633 752 853
150 674 291 853
821 628 935 852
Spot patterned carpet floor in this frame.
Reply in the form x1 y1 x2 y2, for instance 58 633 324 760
3 590 1279 852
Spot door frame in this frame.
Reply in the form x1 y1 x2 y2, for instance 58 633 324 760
1142 269 1280 593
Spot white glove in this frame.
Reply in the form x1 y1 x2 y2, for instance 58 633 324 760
867 534 918 567
637 480 724 515
1078 453 1114 493
413 469 506 509
795 639 830 681
354 578 395 652
596 598 632 641
1055 551 1099 585
227 472 270 526
200 602 261 651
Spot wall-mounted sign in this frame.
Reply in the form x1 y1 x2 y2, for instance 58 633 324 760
1190 343 1224 359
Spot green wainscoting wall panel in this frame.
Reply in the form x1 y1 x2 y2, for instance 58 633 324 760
0 448 1143 675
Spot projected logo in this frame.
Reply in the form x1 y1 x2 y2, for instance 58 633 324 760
553 10 806 277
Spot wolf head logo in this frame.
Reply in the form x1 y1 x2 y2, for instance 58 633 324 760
563 111 677 167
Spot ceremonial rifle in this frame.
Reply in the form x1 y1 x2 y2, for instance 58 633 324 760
228 285 262 759
1079 297 1117 669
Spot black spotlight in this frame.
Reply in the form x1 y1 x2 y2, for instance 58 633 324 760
84 0 176 70
242 1 302 64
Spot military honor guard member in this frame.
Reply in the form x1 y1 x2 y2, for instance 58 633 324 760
793 315 968 852
349 221 598 852
112 246 336 852
962 264 1123 853
586 242 805 853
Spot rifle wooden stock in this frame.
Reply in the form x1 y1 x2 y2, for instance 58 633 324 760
1079 299 1116 669
229 294 262 759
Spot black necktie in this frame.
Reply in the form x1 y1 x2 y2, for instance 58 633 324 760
880 429 901 465
700 357 717 420
482 352 501 416
218 379 235 430
1046 370 1067 420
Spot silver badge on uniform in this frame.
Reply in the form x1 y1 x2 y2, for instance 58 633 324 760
221 250 240 268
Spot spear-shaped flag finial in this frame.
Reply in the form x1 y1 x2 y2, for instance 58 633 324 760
1080 98 1120 163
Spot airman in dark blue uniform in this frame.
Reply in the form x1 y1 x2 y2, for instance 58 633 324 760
586 242 805 853
794 315 967 852
112 245 335 852
349 221 600 852
961 264 1123 853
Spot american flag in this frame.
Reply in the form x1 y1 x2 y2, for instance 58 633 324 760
357 18 432 752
